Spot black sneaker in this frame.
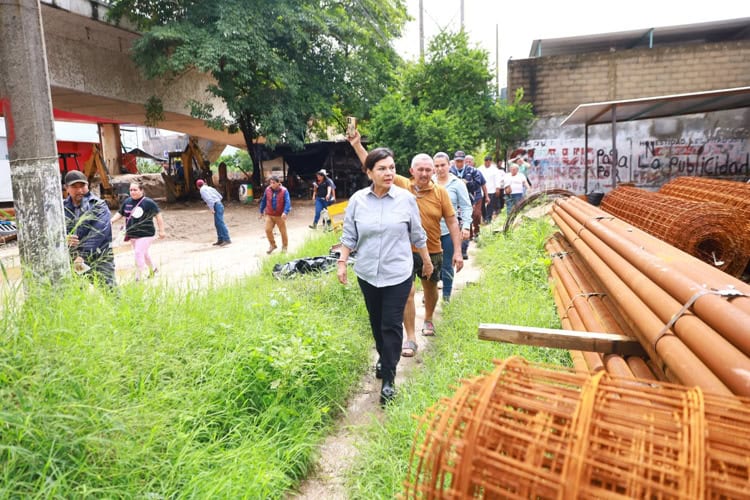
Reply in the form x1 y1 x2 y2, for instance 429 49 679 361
218 240 231 247
212 241 222 246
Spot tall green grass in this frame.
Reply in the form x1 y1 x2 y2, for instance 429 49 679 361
0 234 370 498
346 216 570 499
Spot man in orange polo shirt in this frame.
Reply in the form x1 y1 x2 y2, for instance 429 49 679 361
393 153 463 356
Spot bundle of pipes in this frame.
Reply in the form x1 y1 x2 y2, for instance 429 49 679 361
600 185 748 277
546 233 661 381
551 196 750 397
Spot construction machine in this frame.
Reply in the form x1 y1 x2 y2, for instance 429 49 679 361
161 137 212 202
59 144 120 209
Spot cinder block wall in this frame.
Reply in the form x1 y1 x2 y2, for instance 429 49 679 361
507 40 750 116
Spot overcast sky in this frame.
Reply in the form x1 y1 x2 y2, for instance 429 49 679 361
394 0 750 86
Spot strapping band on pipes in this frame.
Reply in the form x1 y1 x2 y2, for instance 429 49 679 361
600 185 748 277
403 357 750 499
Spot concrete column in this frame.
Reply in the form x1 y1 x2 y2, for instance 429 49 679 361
98 122 122 175
0 0 70 286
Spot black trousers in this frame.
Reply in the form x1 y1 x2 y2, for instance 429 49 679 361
357 276 412 382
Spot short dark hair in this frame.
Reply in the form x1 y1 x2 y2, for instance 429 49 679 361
484 155 492 161
269 175 281 183
364 147 395 171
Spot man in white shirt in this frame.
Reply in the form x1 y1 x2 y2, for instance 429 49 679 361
477 155 502 223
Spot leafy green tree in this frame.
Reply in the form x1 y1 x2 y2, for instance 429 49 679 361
108 0 409 188
214 149 253 176
369 31 495 171
487 88 536 163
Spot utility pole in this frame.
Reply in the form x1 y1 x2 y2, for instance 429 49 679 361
460 0 464 31
419 0 424 60
0 0 70 286
495 24 500 99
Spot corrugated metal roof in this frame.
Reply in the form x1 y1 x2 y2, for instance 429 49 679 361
529 17 750 58
561 86 750 126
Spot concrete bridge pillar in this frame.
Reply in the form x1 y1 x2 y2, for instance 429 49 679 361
98 123 122 175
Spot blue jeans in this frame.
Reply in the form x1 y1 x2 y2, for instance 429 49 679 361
213 202 231 242
440 233 455 300
313 197 329 225
506 193 523 215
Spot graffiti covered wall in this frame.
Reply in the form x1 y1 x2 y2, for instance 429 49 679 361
515 109 750 194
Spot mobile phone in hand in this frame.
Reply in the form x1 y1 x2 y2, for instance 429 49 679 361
346 116 357 138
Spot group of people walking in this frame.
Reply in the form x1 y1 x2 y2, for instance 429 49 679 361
63 142 530 408
63 173 236 287
335 132 531 406
64 170 165 287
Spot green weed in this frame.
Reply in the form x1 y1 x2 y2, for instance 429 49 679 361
0 232 370 498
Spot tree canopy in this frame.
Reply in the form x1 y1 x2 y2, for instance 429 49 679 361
368 31 535 172
108 0 409 185
369 31 495 171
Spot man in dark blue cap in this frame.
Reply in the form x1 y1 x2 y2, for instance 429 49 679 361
63 170 116 287
449 150 486 259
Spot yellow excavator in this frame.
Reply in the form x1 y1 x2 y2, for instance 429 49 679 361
161 137 212 202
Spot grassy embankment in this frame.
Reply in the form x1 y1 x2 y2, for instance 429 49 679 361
347 215 571 499
0 235 370 498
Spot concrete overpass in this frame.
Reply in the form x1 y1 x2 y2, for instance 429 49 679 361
40 0 246 150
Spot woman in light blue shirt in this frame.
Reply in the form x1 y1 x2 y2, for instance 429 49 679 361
336 146 432 406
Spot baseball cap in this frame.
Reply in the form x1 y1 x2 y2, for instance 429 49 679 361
453 151 466 160
64 170 88 185
317 169 327 176
196 179 205 188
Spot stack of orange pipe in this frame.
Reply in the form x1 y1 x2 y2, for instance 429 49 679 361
546 233 660 380
550 196 750 397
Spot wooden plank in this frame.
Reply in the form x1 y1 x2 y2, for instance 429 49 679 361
478 323 647 357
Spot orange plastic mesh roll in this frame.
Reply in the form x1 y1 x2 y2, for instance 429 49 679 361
403 356 750 499
600 186 747 277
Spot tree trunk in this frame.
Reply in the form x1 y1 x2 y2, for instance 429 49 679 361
238 113 262 193
0 0 70 287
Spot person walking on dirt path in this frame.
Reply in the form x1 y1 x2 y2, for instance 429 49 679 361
259 175 291 254
433 152 471 302
393 153 463 355
478 155 502 223
336 146 431 406
450 151 486 259
111 182 165 281
196 179 231 246
310 170 335 229
505 158 531 215
347 132 462 355
63 170 117 288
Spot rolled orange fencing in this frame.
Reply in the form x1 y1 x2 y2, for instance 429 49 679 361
600 185 748 277
403 357 750 499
